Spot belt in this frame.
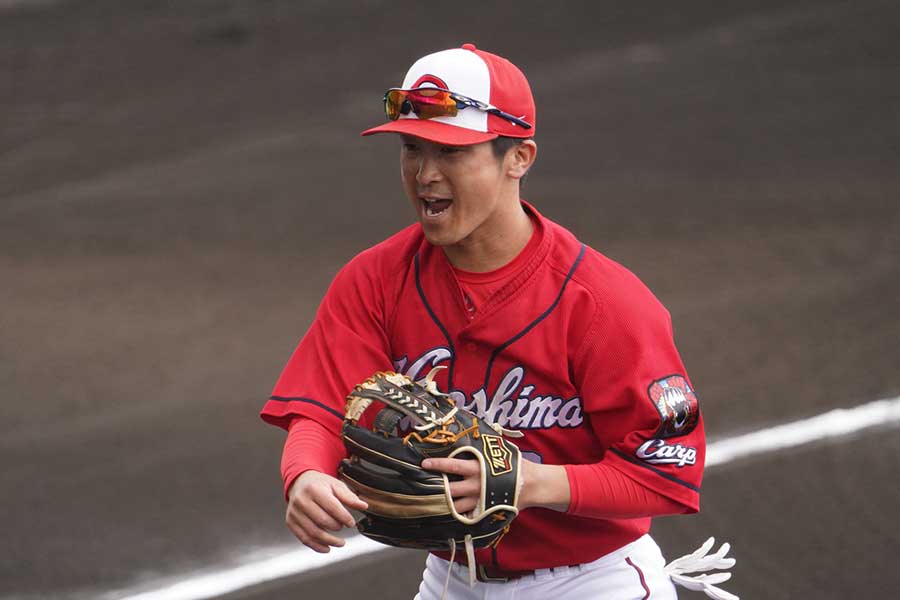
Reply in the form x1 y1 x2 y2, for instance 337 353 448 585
475 563 581 583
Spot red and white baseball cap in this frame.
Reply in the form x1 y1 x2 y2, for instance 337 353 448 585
362 43 536 146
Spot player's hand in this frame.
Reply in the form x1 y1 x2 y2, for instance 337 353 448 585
285 470 368 553
421 457 482 515
423 458 571 512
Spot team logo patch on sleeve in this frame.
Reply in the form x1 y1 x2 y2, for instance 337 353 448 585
647 375 699 438
636 439 697 467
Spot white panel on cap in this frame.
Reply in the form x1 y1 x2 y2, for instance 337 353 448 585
398 48 490 133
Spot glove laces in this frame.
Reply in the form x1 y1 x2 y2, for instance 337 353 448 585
664 537 739 600
442 535 477 600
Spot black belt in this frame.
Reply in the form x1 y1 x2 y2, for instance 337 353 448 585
476 563 581 583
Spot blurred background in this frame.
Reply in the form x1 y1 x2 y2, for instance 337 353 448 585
2 1 898 598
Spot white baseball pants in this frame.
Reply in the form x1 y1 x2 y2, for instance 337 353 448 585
414 534 678 600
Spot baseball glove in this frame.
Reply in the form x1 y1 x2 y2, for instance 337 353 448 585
338 369 523 568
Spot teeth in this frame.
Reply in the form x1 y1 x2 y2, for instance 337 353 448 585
422 198 451 217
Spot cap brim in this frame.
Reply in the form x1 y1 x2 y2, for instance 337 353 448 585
361 119 497 146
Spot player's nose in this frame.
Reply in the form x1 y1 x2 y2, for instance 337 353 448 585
415 154 442 186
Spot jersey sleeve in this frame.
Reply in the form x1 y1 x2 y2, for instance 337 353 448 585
564 460 687 518
260 249 395 432
280 416 348 498
571 269 705 511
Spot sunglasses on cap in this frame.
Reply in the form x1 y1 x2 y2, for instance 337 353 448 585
384 87 532 130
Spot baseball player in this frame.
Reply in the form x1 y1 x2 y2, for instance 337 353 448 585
262 44 730 599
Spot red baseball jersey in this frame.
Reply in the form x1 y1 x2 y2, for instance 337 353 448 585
261 202 705 572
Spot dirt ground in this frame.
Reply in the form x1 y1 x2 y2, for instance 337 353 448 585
1 1 899 599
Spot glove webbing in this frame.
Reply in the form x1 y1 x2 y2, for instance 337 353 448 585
402 419 479 446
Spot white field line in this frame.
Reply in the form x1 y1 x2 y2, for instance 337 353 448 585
705 395 900 467
112 395 900 600
107 537 386 600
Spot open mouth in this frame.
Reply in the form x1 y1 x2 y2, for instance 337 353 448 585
421 197 453 217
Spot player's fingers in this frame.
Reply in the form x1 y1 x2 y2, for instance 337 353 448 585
296 499 345 532
293 512 347 548
422 457 480 476
453 496 478 515
286 499 345 542
333 481 369 513
297 480 360 529
285 512 331 553
321 486 365 529
447 477 481 498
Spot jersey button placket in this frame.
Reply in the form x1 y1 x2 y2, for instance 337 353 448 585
463 293 476 321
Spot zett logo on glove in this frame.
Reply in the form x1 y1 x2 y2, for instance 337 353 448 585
481 435 514 476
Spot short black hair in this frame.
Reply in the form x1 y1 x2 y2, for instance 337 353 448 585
490 136 530 159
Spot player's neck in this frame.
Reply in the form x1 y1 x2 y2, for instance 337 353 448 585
442 199 534 273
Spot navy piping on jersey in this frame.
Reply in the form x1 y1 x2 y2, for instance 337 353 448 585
414 253 457 389
609 447 701 493
269 396 344 422
482 244 586 391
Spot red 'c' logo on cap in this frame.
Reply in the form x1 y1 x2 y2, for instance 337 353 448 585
412 74 449 89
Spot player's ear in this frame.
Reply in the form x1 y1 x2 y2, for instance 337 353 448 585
506 139 537 180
